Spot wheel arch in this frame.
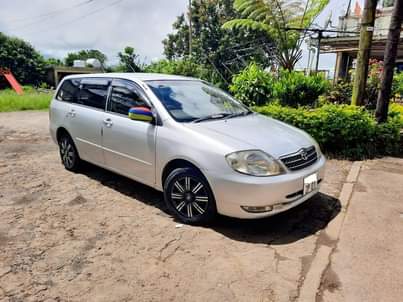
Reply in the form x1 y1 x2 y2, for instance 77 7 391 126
161 158 205 188
56 127 71 142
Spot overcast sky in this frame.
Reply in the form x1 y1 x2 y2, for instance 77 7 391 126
0 0 355 72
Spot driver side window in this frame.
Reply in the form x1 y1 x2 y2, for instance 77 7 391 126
108 81 149 116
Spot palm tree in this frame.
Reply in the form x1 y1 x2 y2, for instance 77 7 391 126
223 0 329 70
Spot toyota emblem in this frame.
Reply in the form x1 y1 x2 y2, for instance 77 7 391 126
300 149 308 160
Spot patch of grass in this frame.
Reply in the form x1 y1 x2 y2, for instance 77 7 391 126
0 86 53 112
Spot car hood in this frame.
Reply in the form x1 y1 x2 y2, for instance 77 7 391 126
184 113 315 158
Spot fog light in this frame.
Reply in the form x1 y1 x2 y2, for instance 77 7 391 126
241 205 273 213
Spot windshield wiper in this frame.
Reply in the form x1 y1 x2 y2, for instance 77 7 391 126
226 110 254 119
192 113 231 123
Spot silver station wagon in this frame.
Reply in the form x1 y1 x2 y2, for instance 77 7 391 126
49 73 326 224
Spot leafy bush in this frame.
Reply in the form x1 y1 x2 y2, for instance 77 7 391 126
230 64 329 107
229 63 275 106
255 103 401 159
390 103 403 126
392 72 403 99
365 59 383 108
319 80 352 105
273 70 330 107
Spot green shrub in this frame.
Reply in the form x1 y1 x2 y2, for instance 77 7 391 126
230 64 329 107
229 63 275 106
255 103 401 159
319 80 352 105
390 103 403 126
273 70 330 107
392 72 403 99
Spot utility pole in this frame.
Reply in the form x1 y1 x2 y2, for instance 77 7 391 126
351 0 378 106
375 0 403 123
188 0 192 58
315 31 323 73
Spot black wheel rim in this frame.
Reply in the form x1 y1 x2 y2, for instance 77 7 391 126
60 138 75 169
170 176 209 219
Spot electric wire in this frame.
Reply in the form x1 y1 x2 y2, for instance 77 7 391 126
4 0 95 25
15 0 125 36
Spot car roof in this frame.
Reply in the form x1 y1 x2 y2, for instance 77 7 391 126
63 72 198 82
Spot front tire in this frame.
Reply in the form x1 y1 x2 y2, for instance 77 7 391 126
164 167 217 224
58 134 82 172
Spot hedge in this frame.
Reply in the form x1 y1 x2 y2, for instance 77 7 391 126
255 103 402 159
229 63 329 107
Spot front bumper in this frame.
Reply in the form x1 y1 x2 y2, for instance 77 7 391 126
206 156 326 219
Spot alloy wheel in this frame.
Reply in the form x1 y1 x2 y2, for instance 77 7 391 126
169 176 209 219
60 138 75 169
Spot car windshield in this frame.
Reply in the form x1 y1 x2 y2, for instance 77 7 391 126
147 80 250 122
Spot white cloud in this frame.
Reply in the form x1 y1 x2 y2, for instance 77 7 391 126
0 0 349 71
0 0 187 64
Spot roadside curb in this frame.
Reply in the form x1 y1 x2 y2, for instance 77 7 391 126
297 161 362 302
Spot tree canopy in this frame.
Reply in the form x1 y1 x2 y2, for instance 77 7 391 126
0 32 46 86
64 49 107 67
163 0 274 84
116 46 144 72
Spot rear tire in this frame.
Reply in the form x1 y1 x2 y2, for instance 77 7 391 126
58 133 82 172
164 167 217 224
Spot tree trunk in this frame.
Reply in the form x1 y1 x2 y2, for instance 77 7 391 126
375 0 403 123
351 0 378 106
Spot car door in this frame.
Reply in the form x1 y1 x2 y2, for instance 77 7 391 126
52 78 81 141
102 79 157 186
67 77 111 166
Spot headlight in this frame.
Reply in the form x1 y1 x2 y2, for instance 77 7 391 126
313 141 322 159
226 150 284 176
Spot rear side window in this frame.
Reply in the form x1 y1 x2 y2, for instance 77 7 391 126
56 79 80 102
108 80 149 116
78 78 110 110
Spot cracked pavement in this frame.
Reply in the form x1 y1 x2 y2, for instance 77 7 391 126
0 111 351 302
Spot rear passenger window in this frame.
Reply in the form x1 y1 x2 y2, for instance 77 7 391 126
108 81 149 116
56 79 80 102
78 79 110 110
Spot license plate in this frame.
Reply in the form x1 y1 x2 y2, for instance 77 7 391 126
303 173 318 195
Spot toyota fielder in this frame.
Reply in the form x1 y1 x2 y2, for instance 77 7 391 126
49 73 326 224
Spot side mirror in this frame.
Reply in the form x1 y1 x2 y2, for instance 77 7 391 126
128 107 154 123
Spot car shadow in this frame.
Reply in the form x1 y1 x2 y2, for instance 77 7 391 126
208 193 341 245
80 163 341 245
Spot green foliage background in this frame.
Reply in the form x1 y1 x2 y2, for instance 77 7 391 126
230 63 329 107
0 32 46 86
64 49 107 67
255 103 402 159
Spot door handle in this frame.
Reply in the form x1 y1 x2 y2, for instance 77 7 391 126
67 109 76 117
103 118 113 127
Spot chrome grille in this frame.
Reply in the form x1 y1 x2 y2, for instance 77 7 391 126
280 146 318 171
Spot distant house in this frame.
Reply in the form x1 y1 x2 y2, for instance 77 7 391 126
46 66 103 88
46 60 104 88
320 1 403 80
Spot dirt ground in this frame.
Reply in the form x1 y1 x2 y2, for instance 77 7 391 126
0 111 352 302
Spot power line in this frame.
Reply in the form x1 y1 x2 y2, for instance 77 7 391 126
4 0 95 25
8 0 98 32
16 0 125 36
